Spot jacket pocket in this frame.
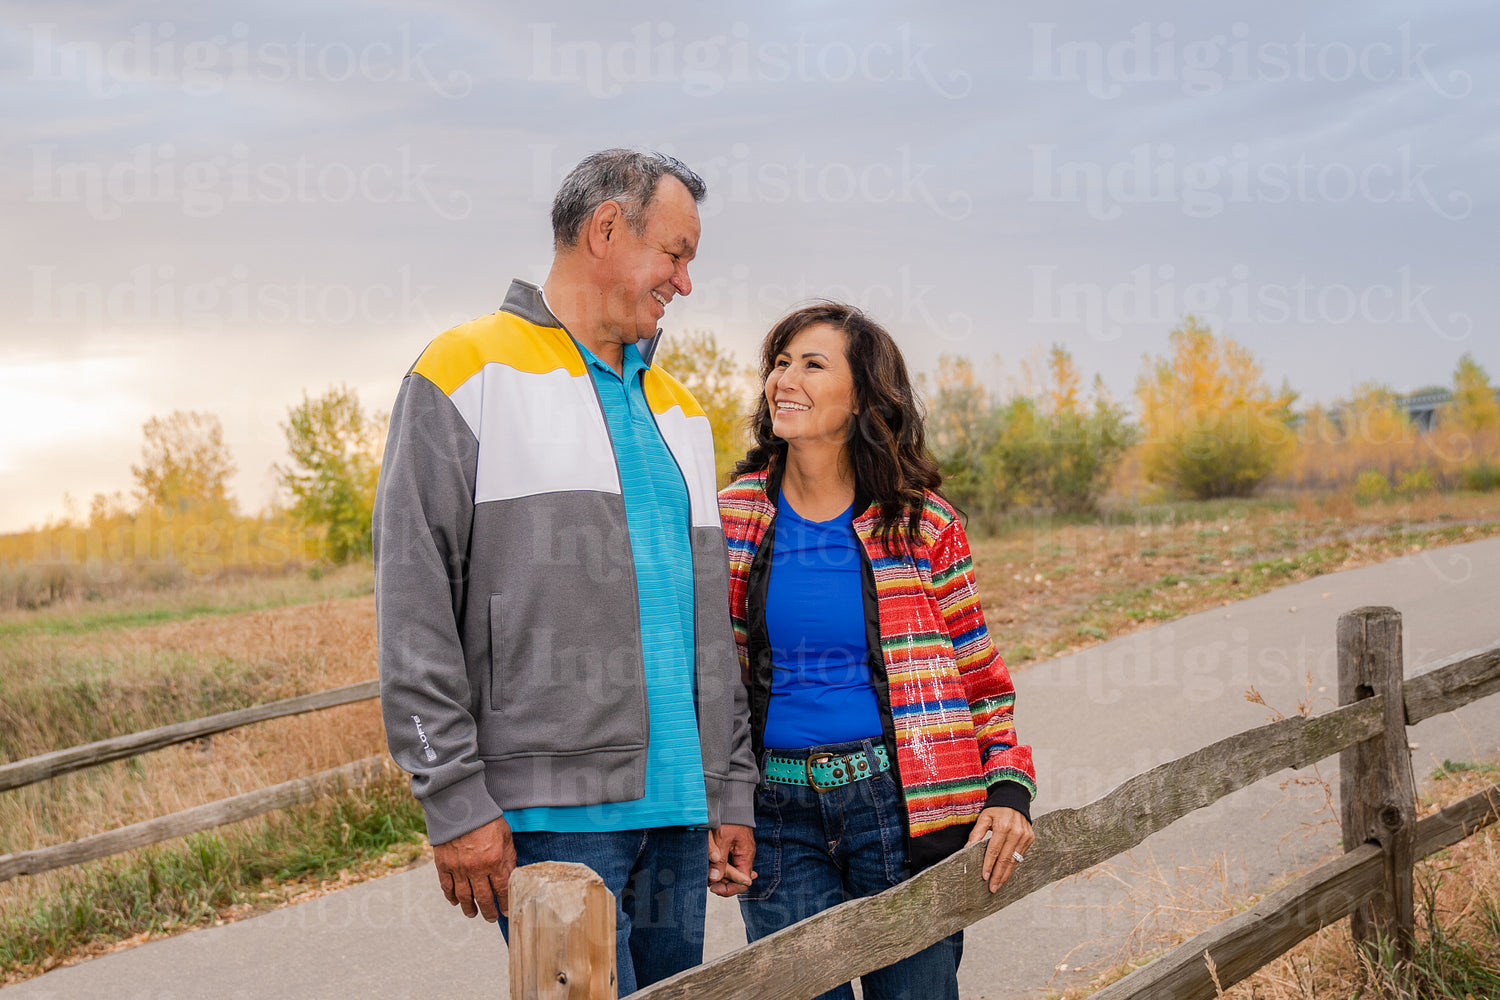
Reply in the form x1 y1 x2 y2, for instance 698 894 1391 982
485 592 647 758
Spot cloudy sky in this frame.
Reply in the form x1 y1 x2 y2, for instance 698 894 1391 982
1 0 1495 532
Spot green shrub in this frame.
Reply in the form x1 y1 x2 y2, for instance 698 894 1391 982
993 397 1138 515
1458 462 1500 492
1396 465 1438 498
1354 468 1392 505
926 349 1137 527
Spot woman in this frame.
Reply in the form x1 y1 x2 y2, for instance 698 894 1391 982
718 303 1036 1000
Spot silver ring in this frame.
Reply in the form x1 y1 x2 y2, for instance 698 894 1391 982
1011 851 1026 864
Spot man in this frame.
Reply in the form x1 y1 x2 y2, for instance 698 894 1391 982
374 150 756 993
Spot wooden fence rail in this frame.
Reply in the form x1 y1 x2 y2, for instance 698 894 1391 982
0 680 383 881
4 605 1495 997
0 680 379 793
506 607 1500 1000
1088 780 1500 1000
0 756 389 882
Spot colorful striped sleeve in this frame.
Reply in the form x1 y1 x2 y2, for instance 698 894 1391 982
928 509 1037 804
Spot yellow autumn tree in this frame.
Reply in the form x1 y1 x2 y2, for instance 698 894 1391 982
655 330 754 485
131 410 237 516
1446 353 1500 434
1136 316 1296 499
1286 403 1350 490
1043 344 1082 416
1334 382 1421 484
1341 382 1415 447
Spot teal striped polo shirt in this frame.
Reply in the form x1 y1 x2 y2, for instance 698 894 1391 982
504 340 707 832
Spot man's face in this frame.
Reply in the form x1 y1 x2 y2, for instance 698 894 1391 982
599 176 700 344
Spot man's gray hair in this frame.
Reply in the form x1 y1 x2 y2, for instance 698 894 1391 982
551 149 707 251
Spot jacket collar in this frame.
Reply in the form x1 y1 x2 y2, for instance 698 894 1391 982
502 277 664 372
739 467 886 544
501 279 564 329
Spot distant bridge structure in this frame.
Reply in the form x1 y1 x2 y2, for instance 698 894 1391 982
1321 387 1500 434
1401 389 1452 432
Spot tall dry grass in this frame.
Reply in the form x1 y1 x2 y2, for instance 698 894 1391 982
0 565 375 758
0 505 324 611
0 587 389 969
1283 420 1500 496
1047 762 1500 999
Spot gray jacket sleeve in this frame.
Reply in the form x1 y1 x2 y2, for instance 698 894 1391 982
373 373 502 845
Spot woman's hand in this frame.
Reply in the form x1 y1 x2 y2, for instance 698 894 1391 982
966 807 1034 893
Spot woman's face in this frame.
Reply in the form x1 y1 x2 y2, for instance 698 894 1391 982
765 322 858 449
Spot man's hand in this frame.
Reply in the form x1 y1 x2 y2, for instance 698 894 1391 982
432 816 517 921
707 823 757 898
966 807 1034 893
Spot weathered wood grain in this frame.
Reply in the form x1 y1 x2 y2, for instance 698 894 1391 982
1337 607 1416 960
631 698 1386 1000
1413 780 1500 858
1080 779 1500 1000
617 633 1500 1000
0 680 380 792
0 756 388 882
510 862 616 1000
1403 645 1500 725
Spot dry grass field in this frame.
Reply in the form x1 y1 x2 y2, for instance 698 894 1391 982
1046 759 1500 999
971 490 1500 664
0 564 411 982
2 491 1499 985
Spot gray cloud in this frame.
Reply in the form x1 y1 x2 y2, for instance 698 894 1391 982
1 0 1496 529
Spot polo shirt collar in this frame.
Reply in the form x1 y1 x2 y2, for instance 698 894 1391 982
576 338 647 384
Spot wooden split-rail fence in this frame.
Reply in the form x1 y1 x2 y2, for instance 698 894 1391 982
2 606 1498 1000
511 607 1500 999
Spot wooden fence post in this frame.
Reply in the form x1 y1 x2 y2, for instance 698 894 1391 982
509 862 616 1000
1336 606 1416 966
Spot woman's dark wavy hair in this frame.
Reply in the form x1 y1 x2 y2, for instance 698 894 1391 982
733 302 944 549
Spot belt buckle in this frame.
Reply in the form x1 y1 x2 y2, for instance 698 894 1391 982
805 752 837 792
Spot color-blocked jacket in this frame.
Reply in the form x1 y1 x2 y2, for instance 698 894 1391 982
374 279 756 845
719 469 1036 868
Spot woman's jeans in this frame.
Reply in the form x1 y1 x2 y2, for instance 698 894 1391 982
738 740 962 1000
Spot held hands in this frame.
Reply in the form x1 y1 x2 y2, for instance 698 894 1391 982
432 816 518 921
966 806 1035 894
708 823 757 897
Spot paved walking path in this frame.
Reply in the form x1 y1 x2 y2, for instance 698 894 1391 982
8 537 1500 999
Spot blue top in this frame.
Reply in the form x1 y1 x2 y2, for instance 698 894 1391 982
762 491 884 749
505 342 708 832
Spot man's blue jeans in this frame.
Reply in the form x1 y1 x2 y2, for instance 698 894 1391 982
738 740 963 1000
497 827 708 995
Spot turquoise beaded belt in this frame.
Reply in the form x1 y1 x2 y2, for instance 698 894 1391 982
764 745 890 792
